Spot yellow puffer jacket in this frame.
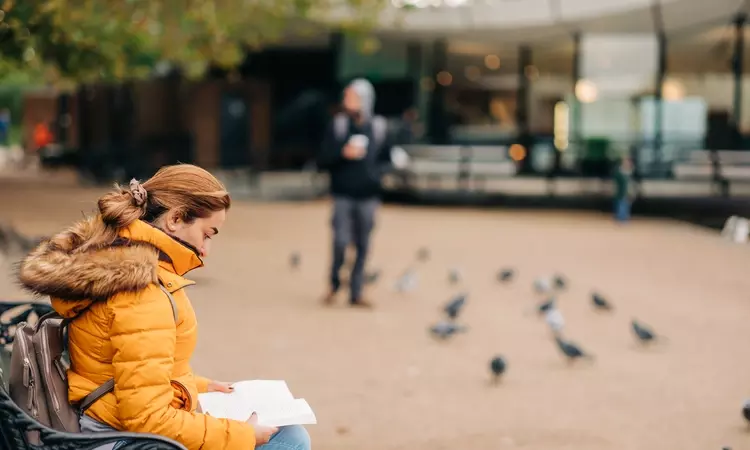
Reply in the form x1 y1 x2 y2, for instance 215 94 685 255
18 219 255 449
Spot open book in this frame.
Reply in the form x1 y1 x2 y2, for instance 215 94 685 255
198 380 317 428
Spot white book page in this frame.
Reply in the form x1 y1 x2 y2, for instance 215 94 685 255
254 398 318 428
232 380 295 408
198 380 316 427
198 391 250 422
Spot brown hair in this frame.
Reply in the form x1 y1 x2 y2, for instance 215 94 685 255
78 164 230 252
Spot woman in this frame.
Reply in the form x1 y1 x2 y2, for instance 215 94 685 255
18 164 311 450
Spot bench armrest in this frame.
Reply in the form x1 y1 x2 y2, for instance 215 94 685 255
0 368 186 450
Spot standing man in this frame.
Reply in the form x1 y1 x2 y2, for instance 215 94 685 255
613 156 634 223
318 79 393 308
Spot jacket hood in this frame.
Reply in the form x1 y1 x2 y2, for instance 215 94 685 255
347 78 376 120
18 218 203 304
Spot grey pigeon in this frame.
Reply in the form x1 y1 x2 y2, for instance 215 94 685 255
448 267 462 285
444 293 467 320
743 399 750 424
631 319 657 344
537 297 555 315
0 224 44 255
553 274 567 290
365 269 381 285
554 336 593 362
545 308 565 334
289 252 301 269
489 356 507 383
429 321 467 340
417 247 430 262
395 268 417 292
533 277 552 294
497 269 514 282
592 292 613 311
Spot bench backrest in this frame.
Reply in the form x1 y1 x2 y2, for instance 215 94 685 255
0 362 187 449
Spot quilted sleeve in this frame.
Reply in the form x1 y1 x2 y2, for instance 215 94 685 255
109 286 256 450
194 375 211 394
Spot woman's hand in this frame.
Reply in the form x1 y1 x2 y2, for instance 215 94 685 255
247 412 278 445
206 380 234 393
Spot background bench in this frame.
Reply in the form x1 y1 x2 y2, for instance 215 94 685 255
391 145 517 191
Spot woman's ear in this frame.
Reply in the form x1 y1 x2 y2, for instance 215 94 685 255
166 210 182 232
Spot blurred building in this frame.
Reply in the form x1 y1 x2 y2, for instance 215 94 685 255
22 0 750 180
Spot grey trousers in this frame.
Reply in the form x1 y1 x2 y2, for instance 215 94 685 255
79 414 128 450
330 196 379 302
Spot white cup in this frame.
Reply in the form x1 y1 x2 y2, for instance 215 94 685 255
349 134 369 150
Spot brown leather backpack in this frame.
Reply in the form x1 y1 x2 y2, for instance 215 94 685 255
8 283 178 436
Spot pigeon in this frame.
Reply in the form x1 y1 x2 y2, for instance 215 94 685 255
631 319 658 344
289 252 301 269
364 269 381 285
0 224 44 256
448 267 462 285
533 277 552 294
743 399 750 424
444 293 467 320
592 292 613 311
537 297 555 315
429 321 467 340
489 356 507 383
553 274 567 290
395 269 417 292
497 269 514 282
417 247 430 262
545 308 565 334
554 336 593 362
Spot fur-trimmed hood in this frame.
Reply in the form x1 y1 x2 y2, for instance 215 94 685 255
18 218 202 303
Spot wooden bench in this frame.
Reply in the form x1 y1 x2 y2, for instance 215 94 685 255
670 149 750 195
673 150 750 182
0 302 185 449
394 145 517 191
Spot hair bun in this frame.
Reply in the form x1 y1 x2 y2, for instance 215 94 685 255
129 179 148 207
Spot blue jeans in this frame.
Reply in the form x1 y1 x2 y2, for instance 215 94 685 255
614 197 630 222
331 196 379 302
80 415 311 450
259 425 311 450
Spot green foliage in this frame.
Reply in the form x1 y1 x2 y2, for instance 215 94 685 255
0 0 384 83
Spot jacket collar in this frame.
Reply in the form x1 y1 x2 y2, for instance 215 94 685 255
118 220 204 277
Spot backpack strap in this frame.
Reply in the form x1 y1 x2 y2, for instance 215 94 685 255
371 115 387 149
77 280 178 413
333 113 348 142
157 282 179 322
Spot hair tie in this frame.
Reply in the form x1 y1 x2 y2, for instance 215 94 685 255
129 179 148 207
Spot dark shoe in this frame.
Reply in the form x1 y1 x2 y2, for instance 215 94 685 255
322 291 337 306
350 298 374 309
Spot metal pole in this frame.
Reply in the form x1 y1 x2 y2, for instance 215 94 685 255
654 31 666 173
516 45 532 173
571 33 582 156
407 41 422 109
428 39 448 145
330 31 345 90
732 13 747 148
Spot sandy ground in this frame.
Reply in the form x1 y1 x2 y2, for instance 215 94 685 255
1 183 750 450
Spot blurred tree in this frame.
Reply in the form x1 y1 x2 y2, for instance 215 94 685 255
0 0 384 84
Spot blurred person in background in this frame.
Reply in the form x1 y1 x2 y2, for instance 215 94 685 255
0 108 10 147
613 156 634 223
398 107 423 144
32 120 54 152
18 164 311 450
317 79 394 309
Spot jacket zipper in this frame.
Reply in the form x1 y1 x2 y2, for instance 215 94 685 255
40 326 60 412
171 379 193 411
17 331 38 418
